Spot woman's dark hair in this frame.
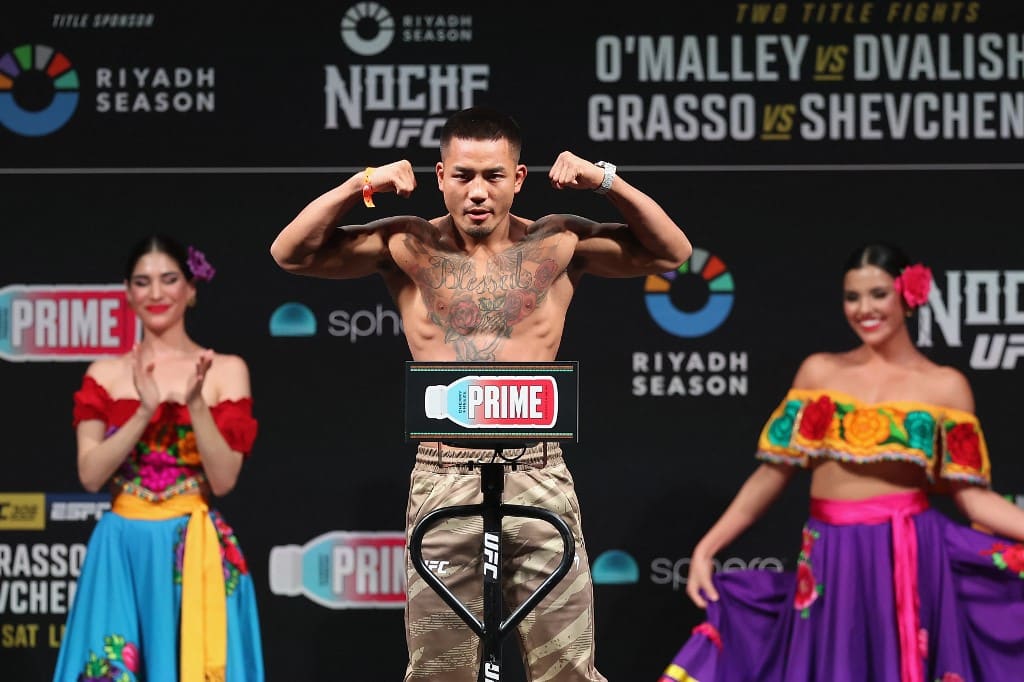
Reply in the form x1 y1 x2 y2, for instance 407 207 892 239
842 242 911 280
123 234 193 281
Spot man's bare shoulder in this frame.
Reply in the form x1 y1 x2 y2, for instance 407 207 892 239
526 213 625 239
384 215 460 254
342 214 437 236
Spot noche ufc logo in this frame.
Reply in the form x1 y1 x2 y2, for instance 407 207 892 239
325 3 486 148
917 269 1024 370
268 531 406 609
0 285 141 362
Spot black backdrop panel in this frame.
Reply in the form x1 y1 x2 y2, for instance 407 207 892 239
2 2 1023 680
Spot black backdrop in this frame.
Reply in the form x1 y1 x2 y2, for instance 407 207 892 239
3 2 1023 680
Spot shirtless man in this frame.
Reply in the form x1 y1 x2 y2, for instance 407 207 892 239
270 106 692 681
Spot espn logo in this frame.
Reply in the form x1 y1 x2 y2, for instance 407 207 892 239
49 493 111 522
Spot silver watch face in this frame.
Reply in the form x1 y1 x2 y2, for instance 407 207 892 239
593 161 615 193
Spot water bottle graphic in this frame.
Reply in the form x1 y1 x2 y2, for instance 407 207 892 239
424 375 558 428
268 530 406 609
0 284 138 361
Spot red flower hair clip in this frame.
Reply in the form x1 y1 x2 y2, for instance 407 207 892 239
893 263 931 308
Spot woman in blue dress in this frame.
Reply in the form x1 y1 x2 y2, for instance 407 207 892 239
54 235 264 682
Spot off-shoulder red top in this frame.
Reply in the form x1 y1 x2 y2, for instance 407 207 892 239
72 375 258 501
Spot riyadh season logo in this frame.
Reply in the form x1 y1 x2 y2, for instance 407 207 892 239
95 66 215 114
338 2 474 57
645 248 734 338
326 3 485 148
0 44 79 137
340 2 396 56
917 268 1024 371
269 302 404 342
633 248 749 398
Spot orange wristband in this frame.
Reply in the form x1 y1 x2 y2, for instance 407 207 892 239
362 166 375 208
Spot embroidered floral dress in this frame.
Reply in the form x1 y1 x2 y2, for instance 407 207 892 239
53 376 264 682
661 389 1024 682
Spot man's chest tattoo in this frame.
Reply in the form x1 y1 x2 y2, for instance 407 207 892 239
405 238 562 360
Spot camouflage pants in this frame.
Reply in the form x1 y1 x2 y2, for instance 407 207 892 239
404 443 607 682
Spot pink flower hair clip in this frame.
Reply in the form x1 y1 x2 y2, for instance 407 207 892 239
187 246 216 282
893 263 931 308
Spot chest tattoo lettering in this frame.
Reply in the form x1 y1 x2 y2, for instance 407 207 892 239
404 236 563 361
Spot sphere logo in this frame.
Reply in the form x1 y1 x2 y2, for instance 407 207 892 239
0 44 79 137
269 302 317 337
644 248 735 338
340 2 396 56
591 549 639 585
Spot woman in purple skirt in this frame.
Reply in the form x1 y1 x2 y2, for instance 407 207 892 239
661 243 1024 682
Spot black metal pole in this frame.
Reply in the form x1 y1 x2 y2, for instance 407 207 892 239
409 460 576 682
479 461 504 681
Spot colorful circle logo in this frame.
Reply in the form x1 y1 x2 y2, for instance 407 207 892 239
0 44 79 137
644 248 735 338
340 2 395 56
